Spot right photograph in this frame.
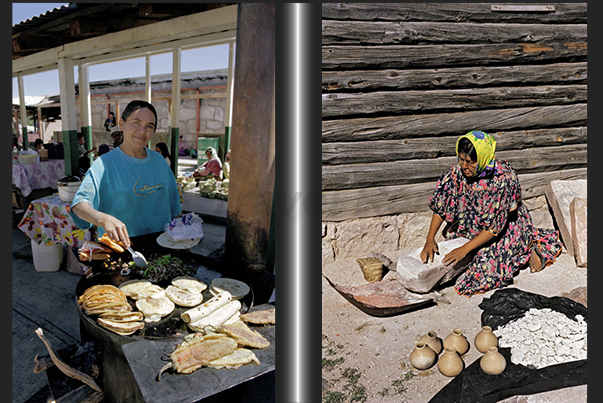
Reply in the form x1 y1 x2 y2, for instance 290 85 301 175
321 3 587 403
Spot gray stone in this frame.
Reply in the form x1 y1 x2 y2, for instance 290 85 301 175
322 239 335 265
332 216 399 260
570 197 587 267
395 237 471 293
545 179 587 258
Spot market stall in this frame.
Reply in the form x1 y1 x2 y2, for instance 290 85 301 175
12 158 65 198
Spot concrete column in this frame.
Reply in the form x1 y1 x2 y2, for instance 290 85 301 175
58 57 78 176
224 40 236 156
225 3 275 283
170 47 181 175
18 76 28 149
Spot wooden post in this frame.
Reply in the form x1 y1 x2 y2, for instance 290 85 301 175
225 3 275 280
58 57 78 176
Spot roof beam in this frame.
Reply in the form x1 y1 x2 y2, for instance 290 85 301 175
13 5 237 75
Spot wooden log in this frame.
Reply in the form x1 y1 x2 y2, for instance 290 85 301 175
323 62 587 92
322 104 587 142
321 168 587 221
322 42 587 70
322 144 586 191
322 21 587 46
322 3 587 24
322 127 587 165
322 84 586 118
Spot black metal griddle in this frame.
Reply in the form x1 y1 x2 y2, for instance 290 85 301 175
75 232 274 403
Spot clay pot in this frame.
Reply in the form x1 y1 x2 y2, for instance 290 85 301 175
409 343 436 370
418 331 443 355
443 328 469 356
474 326 498 353
480 346 507 375
437 348 464 377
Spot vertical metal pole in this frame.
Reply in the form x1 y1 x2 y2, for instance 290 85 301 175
79 63 93 166
18 75 28 150
170 47 181 175
145 55 152 103
224 40 236 158
58 57 79 176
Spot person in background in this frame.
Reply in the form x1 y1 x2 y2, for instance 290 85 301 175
33 139 44 151
223 149 231 179
155 142 172 167
193 146 222 180
109 126 123 150
77 132 96 158
178 135 188 156
104 111 116 131
71 100 181 247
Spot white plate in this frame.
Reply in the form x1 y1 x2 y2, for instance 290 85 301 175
156 232 201 249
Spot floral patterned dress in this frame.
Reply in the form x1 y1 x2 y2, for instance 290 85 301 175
428 160 562 297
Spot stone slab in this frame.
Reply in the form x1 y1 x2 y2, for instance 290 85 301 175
570 197 587 267
395 237 471 293
544 179 587 258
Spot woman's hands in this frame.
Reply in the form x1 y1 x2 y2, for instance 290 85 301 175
420 239 439 264
442 246 469 267
72 202 131 249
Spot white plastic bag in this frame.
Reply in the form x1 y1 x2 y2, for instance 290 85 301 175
164 213 204 242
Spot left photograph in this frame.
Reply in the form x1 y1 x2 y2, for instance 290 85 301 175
12 4 275 403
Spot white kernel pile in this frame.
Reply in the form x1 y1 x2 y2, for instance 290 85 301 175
493 308 587 369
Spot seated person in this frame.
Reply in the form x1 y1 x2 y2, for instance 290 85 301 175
178 135 188 156
223 149 231 179
193 146 222 180
77 132 96 158
33 139 44 151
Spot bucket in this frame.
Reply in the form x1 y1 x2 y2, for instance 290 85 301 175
58 176 81 202
31 239 63 272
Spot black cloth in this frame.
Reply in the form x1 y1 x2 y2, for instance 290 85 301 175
429 288 587 403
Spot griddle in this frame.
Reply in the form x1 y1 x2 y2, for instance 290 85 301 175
122 303 276 403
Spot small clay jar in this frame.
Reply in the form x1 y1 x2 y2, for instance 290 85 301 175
409 343 436 370
438 348 464 377
474 326 498 353
443 328 469 356
480 346 507 375
418 331 443 355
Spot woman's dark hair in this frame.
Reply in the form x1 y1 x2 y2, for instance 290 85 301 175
457 137 477 162
121 100 158 133
34 139 43 147
155 142 171 159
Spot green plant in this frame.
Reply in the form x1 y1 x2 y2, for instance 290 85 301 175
391 371 416 394
323 390 346 403
378 388 389 396
322 357 344 369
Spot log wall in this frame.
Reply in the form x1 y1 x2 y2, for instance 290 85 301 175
322 3 587 222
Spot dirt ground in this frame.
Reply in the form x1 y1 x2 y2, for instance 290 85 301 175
321 245 587 403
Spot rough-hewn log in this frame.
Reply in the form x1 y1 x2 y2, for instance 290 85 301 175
322 3 587 24
322 144 587 191
322 127 587 165
322 168 588 222
322 42 587 70
322 21 587 46
322 104 587 142
322 85 586 118
322 62 587 92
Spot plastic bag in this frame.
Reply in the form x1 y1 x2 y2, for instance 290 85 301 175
164 213 204 242
428 288 587 403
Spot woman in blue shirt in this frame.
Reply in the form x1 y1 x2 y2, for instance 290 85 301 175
71 100 181 248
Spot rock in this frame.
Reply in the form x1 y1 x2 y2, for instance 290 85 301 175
544 179 587 259
570 197 587 267
561 286 587 307
331 216 399 260
395 237 472 293
322 239 335 266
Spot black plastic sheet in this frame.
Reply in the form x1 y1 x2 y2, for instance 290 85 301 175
429 288 587 403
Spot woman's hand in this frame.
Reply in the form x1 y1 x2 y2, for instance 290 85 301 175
420 239 439 264
97 215 131 249
442 246 469 267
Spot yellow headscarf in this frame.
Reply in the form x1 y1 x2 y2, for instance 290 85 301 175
456 130 496 176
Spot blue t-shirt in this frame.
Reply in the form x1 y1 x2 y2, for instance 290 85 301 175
71 147 182 237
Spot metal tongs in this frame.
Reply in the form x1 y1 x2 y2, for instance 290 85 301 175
127 246 148 268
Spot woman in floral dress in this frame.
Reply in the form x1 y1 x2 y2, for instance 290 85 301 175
419 130 562 297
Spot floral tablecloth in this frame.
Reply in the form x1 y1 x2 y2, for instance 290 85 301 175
12 159 65 197
17 194 93 247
